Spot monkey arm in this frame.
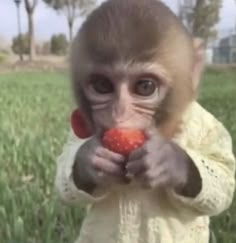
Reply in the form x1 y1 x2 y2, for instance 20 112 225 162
54 129 109 206
168 103 236 217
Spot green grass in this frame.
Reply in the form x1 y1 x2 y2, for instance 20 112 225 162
0 52 8 64
0 72 84 243
0 69 235 243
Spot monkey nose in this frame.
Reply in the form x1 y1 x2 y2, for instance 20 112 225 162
111 109 132 126
111 97 132 124
114 116 128 124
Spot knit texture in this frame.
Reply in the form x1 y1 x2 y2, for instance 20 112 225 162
55 102 235 243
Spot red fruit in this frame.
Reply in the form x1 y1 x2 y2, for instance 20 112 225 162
70 109 92 139
102 128 146 157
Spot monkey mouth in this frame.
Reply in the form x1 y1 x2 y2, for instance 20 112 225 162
113 119 143 130
101 119 134 131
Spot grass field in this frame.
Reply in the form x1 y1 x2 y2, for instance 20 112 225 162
0 69 235 243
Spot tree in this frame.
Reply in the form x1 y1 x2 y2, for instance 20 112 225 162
24 0 38 61
192 0 222 42
43 0 96 43
178 0 222 43
41 41 51 55
12 33 30 55
178 0 195 32
50 34 69 55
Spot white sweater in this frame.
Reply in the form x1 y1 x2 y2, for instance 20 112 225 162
55 102 235 243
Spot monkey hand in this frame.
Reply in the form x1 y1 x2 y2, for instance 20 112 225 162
126 132 200 195
73 136 127 194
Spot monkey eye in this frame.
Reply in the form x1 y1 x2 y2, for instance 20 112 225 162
90 75 114 94
133 79 157 96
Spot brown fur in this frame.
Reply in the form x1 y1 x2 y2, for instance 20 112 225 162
70 0 201 138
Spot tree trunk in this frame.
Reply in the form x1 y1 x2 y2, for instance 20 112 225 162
28 12 35 61
16 4 24 61
68 20 73 44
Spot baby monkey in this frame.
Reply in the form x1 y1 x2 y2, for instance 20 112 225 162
55 0 235 243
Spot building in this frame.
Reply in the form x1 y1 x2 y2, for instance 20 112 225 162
213 34 236 64
205 48 214 64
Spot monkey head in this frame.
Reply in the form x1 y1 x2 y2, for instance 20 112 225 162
70 0 205 138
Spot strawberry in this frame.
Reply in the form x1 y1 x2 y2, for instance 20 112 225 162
102 128 146 157
70 109 92 139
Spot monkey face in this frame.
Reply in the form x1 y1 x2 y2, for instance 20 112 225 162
70 0 205 135
79 63 170 131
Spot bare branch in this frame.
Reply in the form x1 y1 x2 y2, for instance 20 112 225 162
24 0 38 13
43 0 97 42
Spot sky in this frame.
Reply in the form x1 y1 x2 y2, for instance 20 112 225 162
0 0 235 43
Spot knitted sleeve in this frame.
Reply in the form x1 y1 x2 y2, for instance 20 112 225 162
168 103 236 216
54 129 109 206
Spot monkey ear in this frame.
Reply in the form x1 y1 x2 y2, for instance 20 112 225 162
192 38 206 91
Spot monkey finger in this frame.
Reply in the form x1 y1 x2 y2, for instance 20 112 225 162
139 167 167 189
96 147 125 164
148 145 170 167
152 172 170 189
126 159 146 176
93 157 125 177
129 147 147 161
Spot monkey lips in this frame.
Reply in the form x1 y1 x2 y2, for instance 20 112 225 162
102 128 146 157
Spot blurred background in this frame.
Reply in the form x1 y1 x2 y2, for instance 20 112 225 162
0 0 236 66
0 1 235 243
